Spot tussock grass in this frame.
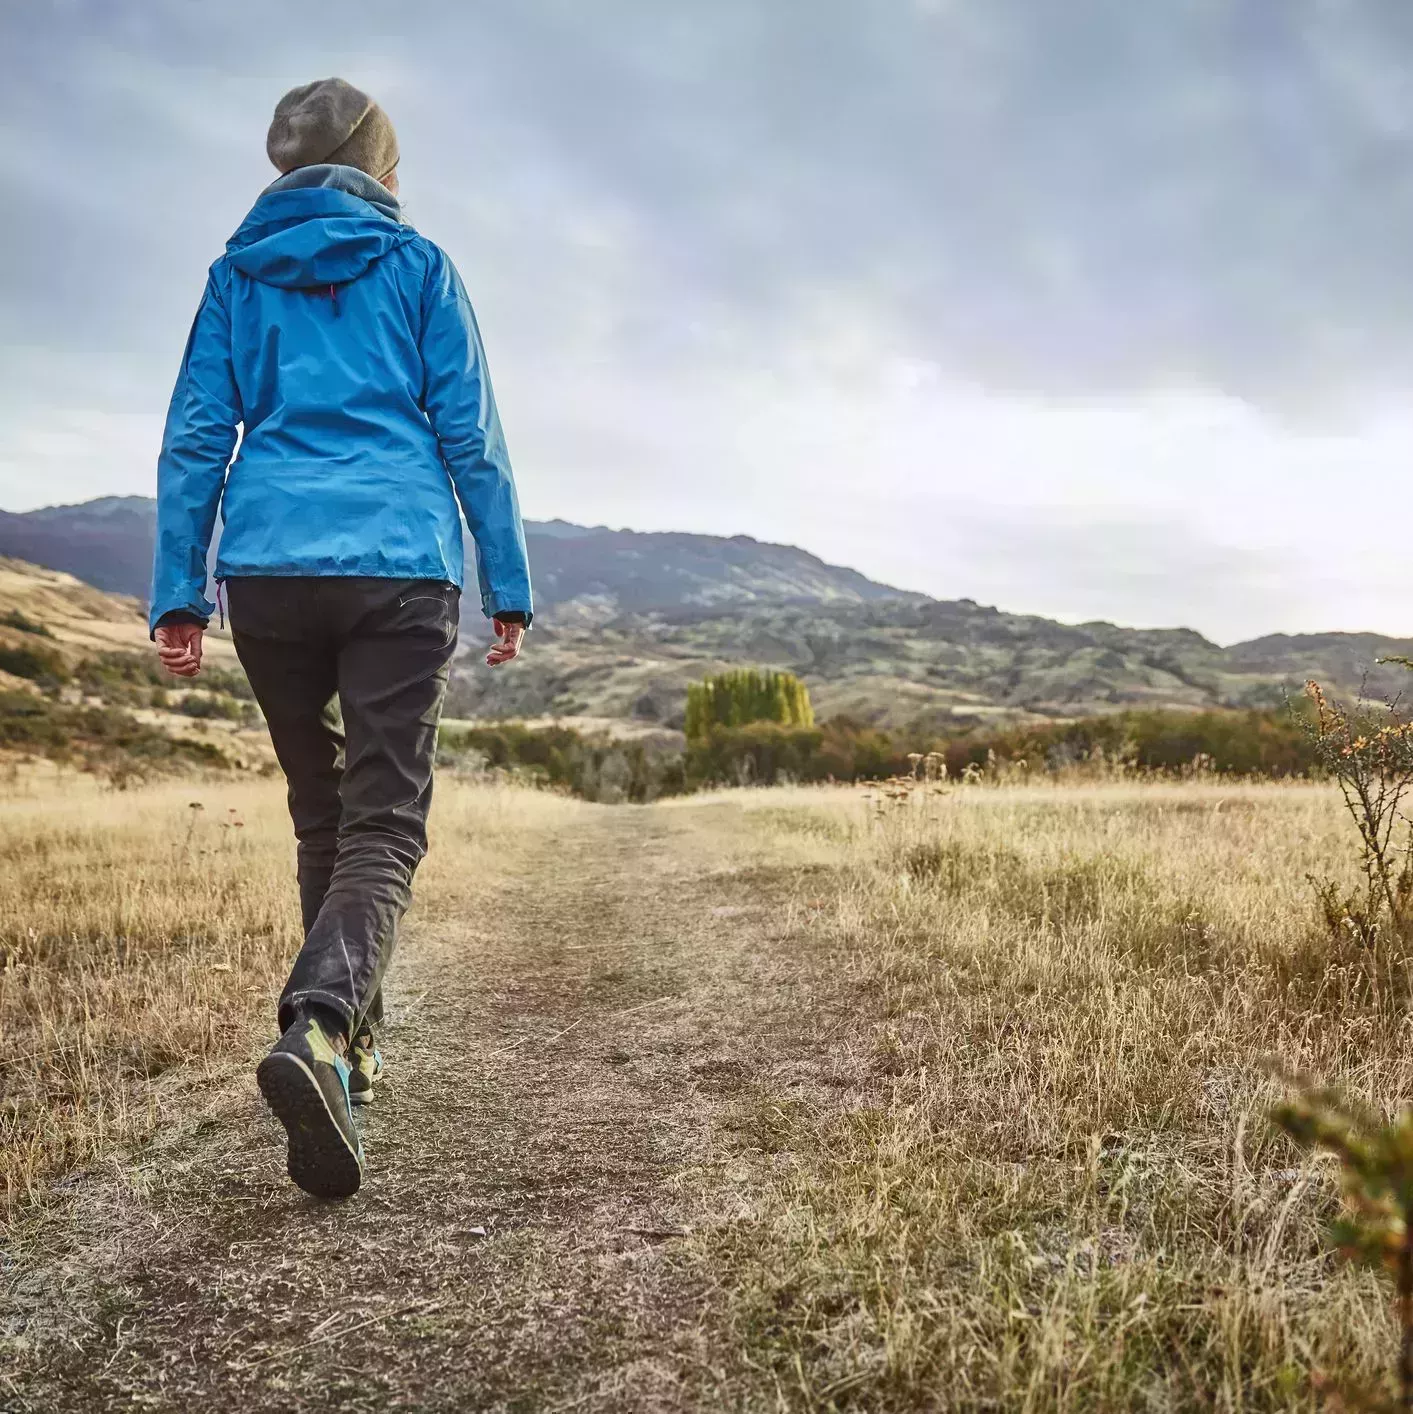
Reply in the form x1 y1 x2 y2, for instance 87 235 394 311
0 775 581 1218
4 773 1405 1406
0 779 300 1212
708 782 1405 1410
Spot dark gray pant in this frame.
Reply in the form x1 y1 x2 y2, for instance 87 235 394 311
227 577 459 1037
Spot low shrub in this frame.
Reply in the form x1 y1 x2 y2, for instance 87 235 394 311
174 692 258 724
438 722 685 803
73 652 255 707
0 608 54 637
943 707 1317 779
0 690 230 779
436 706 1319 800
0 643 69 683
682 707 1317 789
686 722 825 787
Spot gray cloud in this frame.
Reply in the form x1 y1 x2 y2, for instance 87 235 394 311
12 1 1413 389
5 1 1413 640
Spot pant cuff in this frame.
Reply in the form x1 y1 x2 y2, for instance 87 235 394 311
277 987 356 1037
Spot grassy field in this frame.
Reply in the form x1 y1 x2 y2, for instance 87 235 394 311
698 780 1397 1408
2 773 1405 1409
0 774 575 1214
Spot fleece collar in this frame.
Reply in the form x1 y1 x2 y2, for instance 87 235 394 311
261 163 403 223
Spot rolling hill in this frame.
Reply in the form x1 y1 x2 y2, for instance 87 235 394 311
3 496 1411 727
0 497 158 601
0 555 237 667
0 498 914 613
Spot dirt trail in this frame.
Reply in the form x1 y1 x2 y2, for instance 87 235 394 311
2 800 843 1413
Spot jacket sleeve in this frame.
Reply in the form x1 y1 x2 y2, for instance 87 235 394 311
149 275 241 635
418 245 532 623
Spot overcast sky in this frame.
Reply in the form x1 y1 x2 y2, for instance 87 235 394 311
4 1 1413 642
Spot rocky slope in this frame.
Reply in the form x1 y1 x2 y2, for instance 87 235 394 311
0 497 158 601
5 498 1412 726
448 598 1413 728
0 555 239 666
0 499 912 613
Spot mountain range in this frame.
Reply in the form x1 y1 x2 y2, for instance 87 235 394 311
0 497 903 613
2 496 1409 727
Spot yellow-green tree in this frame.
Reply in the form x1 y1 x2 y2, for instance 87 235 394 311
684 669 814 742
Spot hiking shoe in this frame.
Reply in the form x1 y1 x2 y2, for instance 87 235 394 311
347 1026 385 1106
256 1015 364 1199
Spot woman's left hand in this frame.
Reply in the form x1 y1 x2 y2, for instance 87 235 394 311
486 618 525 667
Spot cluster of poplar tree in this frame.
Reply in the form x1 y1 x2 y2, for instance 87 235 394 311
683 668 814 741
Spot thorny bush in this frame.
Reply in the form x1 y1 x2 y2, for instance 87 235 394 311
1303 680 1413 949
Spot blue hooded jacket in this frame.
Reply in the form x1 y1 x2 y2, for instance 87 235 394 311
149 165 532 633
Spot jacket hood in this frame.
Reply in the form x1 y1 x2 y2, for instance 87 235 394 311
225 164 415 288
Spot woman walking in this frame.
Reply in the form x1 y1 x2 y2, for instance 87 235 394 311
149 78 532 1199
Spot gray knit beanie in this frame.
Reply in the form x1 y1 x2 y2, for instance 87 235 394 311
266 78 399 182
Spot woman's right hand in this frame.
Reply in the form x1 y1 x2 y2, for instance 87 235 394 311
155 622 204 678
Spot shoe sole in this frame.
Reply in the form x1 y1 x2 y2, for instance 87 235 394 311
256 1052 363 1199
349 1087 376 1107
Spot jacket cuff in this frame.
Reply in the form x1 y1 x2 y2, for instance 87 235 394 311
149 592 216 639
155 610 209 631
484 592 533 627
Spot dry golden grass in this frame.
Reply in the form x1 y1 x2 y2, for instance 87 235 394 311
0 778 298 1213
4 772 1404 1408
0 557 240 664
698 780 1403 1409
0 774 580 1219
